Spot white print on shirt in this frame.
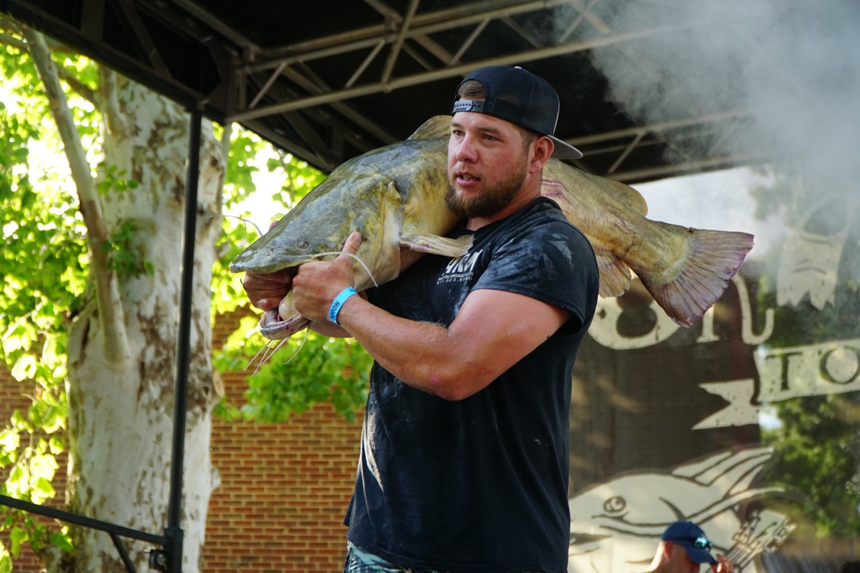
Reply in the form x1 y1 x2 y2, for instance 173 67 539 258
438 250 483 284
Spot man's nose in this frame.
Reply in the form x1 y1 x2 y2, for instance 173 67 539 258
453 134 478 163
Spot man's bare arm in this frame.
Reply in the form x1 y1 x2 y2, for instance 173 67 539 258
292 233 571 400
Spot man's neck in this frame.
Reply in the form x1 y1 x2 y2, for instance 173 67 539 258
465 182 542 231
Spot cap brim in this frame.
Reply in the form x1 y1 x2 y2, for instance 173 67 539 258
682 545 718 565
549 135 583 160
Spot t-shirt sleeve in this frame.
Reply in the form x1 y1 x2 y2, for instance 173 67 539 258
472 220 598 330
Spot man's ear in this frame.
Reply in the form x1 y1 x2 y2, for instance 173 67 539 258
663 540 675 560
528 136 553 173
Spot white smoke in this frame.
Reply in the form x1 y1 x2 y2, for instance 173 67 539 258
577 0 860 185
564 0 860 287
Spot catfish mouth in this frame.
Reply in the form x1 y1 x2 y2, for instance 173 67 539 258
254 267 310 340
259 307 310 340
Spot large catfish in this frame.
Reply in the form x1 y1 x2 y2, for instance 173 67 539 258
230 115 754 339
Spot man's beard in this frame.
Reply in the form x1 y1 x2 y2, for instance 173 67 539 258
445 163 528 219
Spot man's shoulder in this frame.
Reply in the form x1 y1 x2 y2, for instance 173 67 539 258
513 200 595 253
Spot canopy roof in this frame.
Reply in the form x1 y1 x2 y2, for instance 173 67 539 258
2 0 751 183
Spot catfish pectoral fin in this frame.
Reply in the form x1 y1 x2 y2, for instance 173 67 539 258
639 229 755 327
400 233 473 258
595 251 633 298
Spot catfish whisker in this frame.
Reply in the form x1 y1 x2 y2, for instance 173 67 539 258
210 214 264 237
244 339 274 372
264 336 291 365
251 342 277 377
256 338 284 372
308 251 379 287
280 327 310 367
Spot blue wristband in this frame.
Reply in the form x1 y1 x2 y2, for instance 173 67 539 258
328 287 358 326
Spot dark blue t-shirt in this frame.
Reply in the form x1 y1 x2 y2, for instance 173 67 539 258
346 198 599 573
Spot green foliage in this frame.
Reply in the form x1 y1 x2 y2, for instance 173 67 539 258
0 544 10 573
762 394 860 536
219 128 259 209
95 163 140 195
104 219 155 279
266 148 326 206
0 26 92 563
214 317 370 423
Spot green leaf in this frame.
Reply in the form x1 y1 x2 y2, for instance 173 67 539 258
0 546 11 573
10 354 36 382
9 526 27 557
49 530 73 553
33 477 55 499
30 454 58 482
48 434 65 455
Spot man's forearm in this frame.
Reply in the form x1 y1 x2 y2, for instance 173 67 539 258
334 295 489 400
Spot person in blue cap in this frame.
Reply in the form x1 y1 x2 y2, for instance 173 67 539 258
647 521 734 573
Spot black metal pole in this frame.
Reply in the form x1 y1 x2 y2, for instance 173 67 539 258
0 493 167 547
165 106 203 573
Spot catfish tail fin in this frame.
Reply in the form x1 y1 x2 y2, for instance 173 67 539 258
639 230 755 327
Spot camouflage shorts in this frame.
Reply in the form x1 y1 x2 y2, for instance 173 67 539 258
343 542 444 573
342 542 543 573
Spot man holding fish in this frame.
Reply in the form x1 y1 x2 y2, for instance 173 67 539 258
243 65 599 573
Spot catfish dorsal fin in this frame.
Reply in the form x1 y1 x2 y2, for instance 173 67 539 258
407 115 452 140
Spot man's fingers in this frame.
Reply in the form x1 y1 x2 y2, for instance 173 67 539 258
242 270 293 310
243 271 292 290
253 298 280 311
341 232 362 256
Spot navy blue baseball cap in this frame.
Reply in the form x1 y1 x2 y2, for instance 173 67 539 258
662 521 718 565
451 65 583 160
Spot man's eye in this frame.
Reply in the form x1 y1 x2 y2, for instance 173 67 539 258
484 134 497 141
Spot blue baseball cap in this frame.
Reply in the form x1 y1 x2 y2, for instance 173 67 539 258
661 521 718 565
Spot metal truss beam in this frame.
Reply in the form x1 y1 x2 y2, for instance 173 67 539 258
229 22 692 122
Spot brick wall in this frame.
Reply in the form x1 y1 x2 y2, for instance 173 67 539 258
206 310 363 573
205 403 361 572
0 310 365 572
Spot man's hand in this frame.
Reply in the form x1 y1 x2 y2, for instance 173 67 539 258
293 232 362 323
242 269 293 311
713 555 733 573
241 218 292 311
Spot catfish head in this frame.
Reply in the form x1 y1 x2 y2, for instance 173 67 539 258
230 170 406 340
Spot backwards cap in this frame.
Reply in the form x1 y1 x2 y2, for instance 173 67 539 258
451 65 583 160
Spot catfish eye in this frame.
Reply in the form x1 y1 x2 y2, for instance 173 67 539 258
297 240 309 249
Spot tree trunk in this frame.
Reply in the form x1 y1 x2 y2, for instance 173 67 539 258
62 77 223 572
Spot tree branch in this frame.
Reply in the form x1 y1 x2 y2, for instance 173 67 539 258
60 67 98 107
22 26 130 364
0 32 98 107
